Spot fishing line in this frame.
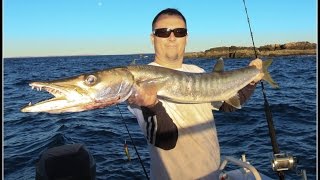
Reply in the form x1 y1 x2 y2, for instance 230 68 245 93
241 0 285 179
242 0 258 59
116 105 150 180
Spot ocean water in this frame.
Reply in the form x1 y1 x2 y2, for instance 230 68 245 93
3 55 317 179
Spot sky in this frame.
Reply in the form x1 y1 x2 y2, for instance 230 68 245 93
3 0 317 58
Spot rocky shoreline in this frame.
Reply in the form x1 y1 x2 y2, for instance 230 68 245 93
184 41 316 59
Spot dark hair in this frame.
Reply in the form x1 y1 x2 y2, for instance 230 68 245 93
152 8 187 30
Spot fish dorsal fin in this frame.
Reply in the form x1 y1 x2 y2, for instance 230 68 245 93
130 59 137 65
212 57 224 72
225 94 241 109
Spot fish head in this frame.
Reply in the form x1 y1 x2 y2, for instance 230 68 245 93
21 68 134 113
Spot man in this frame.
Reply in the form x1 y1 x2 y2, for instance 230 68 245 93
128 8 261 180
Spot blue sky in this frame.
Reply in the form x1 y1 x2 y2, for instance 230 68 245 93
3 0 317 57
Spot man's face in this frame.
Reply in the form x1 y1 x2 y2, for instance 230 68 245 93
151 14 187 63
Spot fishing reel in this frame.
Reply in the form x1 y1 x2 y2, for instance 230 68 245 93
271 153 297 172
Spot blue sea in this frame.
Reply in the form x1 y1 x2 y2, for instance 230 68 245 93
3 55 317 179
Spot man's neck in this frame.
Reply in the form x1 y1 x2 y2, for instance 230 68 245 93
154 58 183 69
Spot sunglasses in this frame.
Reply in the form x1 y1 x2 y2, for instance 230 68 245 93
153 28 188 38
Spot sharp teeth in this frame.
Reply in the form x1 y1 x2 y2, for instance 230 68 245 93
29 102 32 106
29 85 62 95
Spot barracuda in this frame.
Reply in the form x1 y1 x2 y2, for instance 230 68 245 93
21 59 278 113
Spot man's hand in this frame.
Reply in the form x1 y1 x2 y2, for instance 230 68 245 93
249 58 264 83
127 84 159 108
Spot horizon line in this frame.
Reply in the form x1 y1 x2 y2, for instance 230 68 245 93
3 41 316 59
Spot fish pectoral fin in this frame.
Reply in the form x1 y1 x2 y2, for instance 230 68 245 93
136 77 167 91
225 94 241 109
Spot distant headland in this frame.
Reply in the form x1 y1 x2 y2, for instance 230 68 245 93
184 41 316 59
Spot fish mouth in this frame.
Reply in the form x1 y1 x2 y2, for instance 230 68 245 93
31 83 67 98
21 82 132 113
28 82 69 103
21 82 87 113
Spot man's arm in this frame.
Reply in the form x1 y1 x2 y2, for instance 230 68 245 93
140 102 178 150
128 85 178 150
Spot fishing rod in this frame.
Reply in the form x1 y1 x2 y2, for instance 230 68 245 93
241 0 300 179
117 105 150 180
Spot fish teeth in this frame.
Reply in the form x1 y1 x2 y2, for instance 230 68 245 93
35 87 42 91
45 88 62 95
29 102 32 106
30 84 62 95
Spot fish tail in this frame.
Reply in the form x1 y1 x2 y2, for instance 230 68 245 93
262 59 279 88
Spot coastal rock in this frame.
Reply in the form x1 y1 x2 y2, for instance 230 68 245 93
184 41 316 59
280 41 316 50
259 44 282 51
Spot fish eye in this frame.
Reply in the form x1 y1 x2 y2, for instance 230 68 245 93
85 75 97 85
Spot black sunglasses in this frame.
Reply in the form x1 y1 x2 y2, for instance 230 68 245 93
153 28 188 38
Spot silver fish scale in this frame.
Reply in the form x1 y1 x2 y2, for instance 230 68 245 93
128 65 260 103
